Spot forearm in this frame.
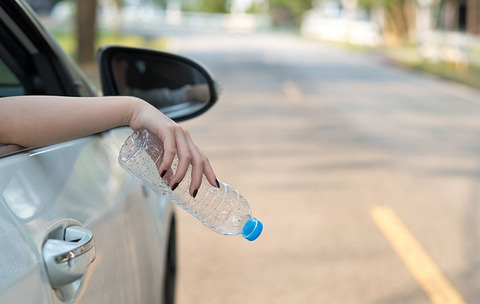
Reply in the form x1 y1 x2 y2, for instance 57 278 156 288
0 94 218 191
0 95 140 147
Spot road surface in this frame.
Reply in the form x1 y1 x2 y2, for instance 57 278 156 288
165 31 480 304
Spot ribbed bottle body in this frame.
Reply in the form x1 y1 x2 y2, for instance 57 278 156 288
118 130 255 236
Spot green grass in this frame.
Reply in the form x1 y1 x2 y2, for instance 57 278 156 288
325 40 480 90
383 44 480 90
408 60 480 89
52 30 168 60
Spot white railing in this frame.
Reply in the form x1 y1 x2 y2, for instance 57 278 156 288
418 30 480 66
300 12 382 47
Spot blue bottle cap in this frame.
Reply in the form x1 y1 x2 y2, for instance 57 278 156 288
242 217 263 241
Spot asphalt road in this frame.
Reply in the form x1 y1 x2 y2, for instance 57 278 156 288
165 31 480 304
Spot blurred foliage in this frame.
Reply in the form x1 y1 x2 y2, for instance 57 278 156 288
53 30 167 60
268 0 312 26
181 0 228 13
384 44 480 90
412 61 480 90
151 0 167 8
246 1 268 14
358 0 413 42
52 29 167 87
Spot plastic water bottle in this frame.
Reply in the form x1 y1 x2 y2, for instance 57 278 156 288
118 129 263 241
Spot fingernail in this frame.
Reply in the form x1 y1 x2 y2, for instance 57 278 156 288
161 170 167 178
171 183 179 191
193 189 198 198
215 179 220 188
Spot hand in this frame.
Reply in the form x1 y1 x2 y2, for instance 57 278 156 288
127 98 217 196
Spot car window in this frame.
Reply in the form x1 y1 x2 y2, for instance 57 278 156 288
0 56 25 96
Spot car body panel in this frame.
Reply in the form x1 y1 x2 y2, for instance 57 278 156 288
0 128 174 303
0 0 221 300
0 0 178 301
0 201 53 303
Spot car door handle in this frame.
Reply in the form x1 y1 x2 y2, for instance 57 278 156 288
43 226 96 288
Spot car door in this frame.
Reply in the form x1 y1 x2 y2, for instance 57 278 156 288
0 131 174 303
0 1 174 303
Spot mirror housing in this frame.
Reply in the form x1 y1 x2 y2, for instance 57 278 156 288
98 46 218 122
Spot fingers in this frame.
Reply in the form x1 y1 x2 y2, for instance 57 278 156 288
185 131 219 192
129 100 217 195
202 158 218 188
168 128 192 191
156 125 217 196
186 142 218 196
156 129 177 180
188 154 204 196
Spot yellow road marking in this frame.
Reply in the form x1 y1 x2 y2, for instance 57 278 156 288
282 81 302 103
370 206 466 304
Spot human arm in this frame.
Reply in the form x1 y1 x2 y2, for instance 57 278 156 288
0 95 217 194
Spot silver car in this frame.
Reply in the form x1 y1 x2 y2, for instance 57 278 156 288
0 1 218 303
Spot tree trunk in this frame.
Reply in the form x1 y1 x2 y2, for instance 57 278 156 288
467 0 479 34
76 0 98 64
385 0 410 43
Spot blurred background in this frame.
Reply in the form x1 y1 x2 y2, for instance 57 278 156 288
25 0 480 303
25 0 480 89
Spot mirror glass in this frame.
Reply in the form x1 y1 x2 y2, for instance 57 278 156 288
111 52 212 117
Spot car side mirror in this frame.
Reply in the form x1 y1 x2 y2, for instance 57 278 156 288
98 46 218 122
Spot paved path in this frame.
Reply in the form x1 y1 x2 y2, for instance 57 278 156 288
166 31 480 304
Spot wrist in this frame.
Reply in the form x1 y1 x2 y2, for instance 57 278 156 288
123 96 145 128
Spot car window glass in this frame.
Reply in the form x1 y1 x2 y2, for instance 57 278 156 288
0 57 25 96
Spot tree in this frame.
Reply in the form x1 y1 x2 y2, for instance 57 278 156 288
76 0 98 64
268 0 312 26
467 0 479 34
358 0 414 43
182 0 228 13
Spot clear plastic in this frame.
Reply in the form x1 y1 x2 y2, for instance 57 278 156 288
118 129 262 241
